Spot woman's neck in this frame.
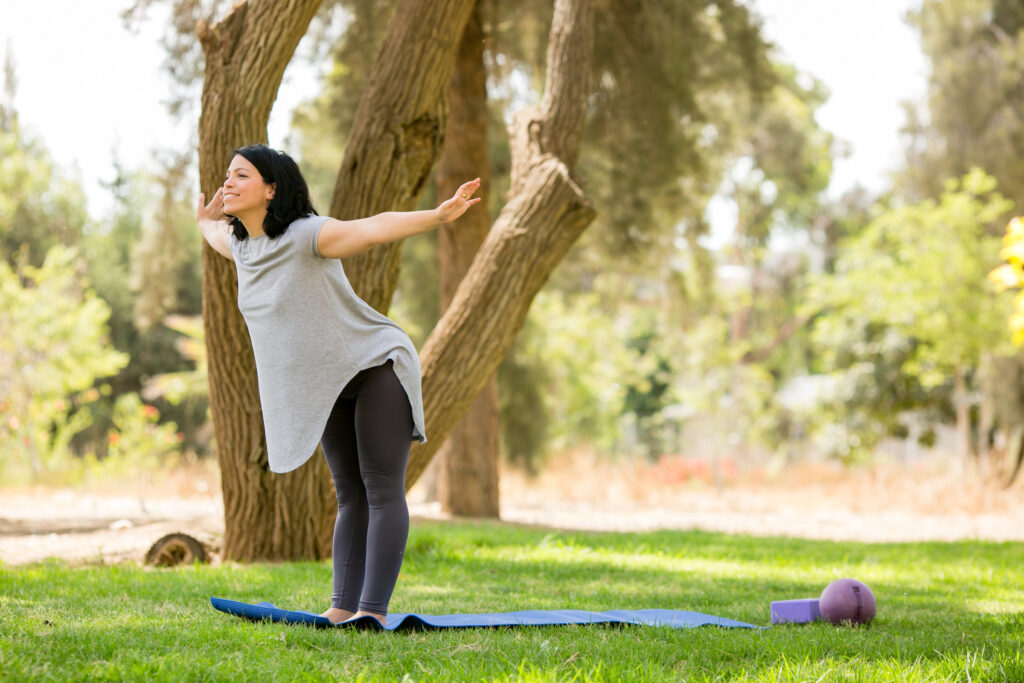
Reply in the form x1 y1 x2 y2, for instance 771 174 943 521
235 208 268 238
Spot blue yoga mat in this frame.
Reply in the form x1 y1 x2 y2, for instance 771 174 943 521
210 597 758 631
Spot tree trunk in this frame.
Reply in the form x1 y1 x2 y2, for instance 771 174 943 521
953 364 972 466
406 0 596 487
197 0 333 562
197 0 475 561
434 2 500 518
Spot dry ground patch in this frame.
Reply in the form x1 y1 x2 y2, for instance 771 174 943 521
2 454 1022 565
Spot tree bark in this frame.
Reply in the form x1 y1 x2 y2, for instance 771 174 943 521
406 0 596 487
197 0 332 562
434 2 501 518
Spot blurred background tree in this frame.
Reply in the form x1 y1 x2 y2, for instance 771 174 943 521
0 247 127 481
800 0 1024 474
899 0 1024 209
0 109 87 263
0 51 203 483
806 170 1013 464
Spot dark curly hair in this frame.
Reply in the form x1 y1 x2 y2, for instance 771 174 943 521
226 144 317 240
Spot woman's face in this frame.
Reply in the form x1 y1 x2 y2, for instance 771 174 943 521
222 155 275 216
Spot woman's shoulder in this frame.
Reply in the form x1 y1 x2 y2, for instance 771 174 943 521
286 214 332 256
290 213 326 226
287 214 330 233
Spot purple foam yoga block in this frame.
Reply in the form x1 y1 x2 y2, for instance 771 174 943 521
770 598 821 624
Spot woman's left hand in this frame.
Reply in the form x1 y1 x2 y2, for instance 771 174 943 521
436 178 483 223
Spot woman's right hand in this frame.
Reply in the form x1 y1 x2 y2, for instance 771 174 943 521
196 187 233 259
197 187 227 225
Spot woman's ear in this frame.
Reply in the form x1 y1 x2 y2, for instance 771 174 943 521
266 183 276 201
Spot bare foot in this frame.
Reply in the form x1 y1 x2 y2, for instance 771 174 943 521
354 610 386 627
321 607 355 624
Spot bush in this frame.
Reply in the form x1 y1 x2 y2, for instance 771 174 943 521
0 246 128 483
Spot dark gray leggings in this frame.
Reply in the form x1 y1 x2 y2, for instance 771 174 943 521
320 360 412 614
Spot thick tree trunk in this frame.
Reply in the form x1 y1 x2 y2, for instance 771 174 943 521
330 0 477 312
406 0 596 487
198 0 474 561
434 2 500 518
197 0 332 562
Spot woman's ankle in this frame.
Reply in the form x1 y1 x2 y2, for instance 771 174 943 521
354 610 386 626
321 606 356 624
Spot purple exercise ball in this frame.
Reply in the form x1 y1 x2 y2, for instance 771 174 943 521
819 578 876 625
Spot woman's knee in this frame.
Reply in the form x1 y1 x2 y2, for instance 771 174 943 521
361 474 407 510
331 476 366 507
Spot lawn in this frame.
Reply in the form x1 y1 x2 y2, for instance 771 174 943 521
2 520 1022 681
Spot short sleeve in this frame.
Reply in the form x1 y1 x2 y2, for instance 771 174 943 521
296 215 332 258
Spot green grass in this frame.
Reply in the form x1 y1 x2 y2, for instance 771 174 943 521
2 521 1022 681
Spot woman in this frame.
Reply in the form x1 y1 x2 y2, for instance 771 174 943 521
196 144 481 626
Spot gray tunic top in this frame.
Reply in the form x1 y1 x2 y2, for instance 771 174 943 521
230 214 426 473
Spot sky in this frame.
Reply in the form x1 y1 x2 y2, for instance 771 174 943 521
0 0 926 218
754 0 927 196
0 0 321 215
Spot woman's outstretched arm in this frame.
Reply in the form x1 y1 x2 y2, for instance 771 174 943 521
196 187 233 259
316 178 482 259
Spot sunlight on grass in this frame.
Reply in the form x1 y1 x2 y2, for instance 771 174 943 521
403 584 458 597
965 599 1024 615
3 522 1023 681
